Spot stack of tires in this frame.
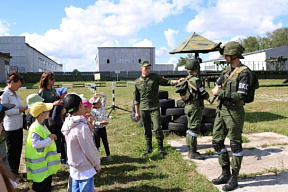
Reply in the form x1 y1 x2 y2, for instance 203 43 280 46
166 100 216 136
130 90 216 136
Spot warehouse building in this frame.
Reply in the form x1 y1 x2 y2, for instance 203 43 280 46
95 47 174 71
0 36 63 73
0 52 12 83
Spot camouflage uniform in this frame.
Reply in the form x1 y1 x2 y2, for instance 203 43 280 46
134 72 174 155
212 41 252 191
184 59 209 160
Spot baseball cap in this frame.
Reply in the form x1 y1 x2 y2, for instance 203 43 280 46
56 87 68 96
82 100 93 108
140 61 151 67
30 102 53 117
89 97 100 104
26 94 44 108
0 103 15 112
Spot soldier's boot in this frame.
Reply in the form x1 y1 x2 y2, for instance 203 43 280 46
143 142 152 156
212 166 231 185
158 141 167 156
189 147 205 160
222 169 239 191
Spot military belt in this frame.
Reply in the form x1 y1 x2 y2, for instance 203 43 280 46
222 100 244 107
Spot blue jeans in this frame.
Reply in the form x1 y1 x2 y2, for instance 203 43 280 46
71 176 94 192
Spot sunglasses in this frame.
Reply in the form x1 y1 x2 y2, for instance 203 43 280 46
49 78 55 81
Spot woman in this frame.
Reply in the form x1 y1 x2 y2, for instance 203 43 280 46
38 72 61 150
1 71 28 177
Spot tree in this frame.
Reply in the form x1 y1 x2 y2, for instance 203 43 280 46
73 69 79 73
242 36 259 53
258 36 271 50
267 27 288 48
175 53 195 71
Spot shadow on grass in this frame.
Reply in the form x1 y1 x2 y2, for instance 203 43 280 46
100 185 184 192
245 112 287 123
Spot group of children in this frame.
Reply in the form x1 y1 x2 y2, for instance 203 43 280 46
1 88 112 192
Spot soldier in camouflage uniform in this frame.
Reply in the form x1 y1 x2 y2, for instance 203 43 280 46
134 61 183 156
184 59 209 160
211 41 252 191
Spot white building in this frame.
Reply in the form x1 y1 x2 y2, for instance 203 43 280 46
200 45 288 71
0 52 11 83
0 36 63 73
95 47 174 71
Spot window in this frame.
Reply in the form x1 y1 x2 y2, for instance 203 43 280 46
107 59 110 64
132 59 135 63
125 59 129 63
113 60 117 64
120 59 124 63
139 59 141 63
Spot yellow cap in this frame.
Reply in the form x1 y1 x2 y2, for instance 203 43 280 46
30 102 53 117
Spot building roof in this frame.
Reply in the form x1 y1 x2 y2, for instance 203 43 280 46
0 52 12 59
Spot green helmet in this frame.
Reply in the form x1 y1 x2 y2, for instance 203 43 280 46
185 59 200 70
221 41 245 59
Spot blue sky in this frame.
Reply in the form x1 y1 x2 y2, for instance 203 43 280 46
1 0 288 71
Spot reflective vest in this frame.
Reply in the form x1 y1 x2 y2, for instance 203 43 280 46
25 122 61 182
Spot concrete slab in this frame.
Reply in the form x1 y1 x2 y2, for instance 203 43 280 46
167 132 288 192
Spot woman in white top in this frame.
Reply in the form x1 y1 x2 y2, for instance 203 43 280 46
1 71 28 177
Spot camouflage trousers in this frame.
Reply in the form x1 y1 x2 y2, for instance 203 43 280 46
140 108 163 144
185 104 202 148
212 105 245 171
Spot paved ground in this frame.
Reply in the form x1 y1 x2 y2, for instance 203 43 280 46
167 132 288 192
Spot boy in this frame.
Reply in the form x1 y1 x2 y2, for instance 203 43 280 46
62 94 101 192
90 92 112 161
25 102 61 192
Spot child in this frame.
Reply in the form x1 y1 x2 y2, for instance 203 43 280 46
26 94 45 129
62 94 101 192
52 87 68 164
25 102 61 192
82 100 95 133
89 92 112 161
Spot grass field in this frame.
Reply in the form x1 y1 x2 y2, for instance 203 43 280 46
3 79 288 192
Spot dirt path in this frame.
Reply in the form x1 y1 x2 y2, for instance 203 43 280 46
167 132 288 192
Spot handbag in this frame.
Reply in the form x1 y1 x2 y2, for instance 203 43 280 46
22 112 28 130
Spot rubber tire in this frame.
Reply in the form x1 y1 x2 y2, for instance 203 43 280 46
159 99 175 115
200 122 214 133
202 107 216 117
202 116 216 123
166 108 185 116
174 115 188 125
158 90 169 100
176 99 185 108
168 122 188 132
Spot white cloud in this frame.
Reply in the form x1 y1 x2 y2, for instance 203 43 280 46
21 0 197 71
133 39 153 47
186 0 288 39
168 57 179 68
0 20 10 35
164 28 179 48
155 46 169 58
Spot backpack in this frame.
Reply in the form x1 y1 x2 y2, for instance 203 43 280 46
224 66 259 103
175 76 197 101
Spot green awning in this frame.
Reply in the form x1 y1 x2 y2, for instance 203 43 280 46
169 32 221 54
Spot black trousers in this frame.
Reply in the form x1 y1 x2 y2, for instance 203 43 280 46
93 127 110 156
6 128 23 176
32 175 52 192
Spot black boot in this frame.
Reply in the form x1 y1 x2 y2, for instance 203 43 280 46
158 141 167 156
222 169 239 191
189 147 205 160
212 166 231 185
143 142 152 156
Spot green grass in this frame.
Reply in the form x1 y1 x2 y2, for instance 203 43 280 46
11 79 288 191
